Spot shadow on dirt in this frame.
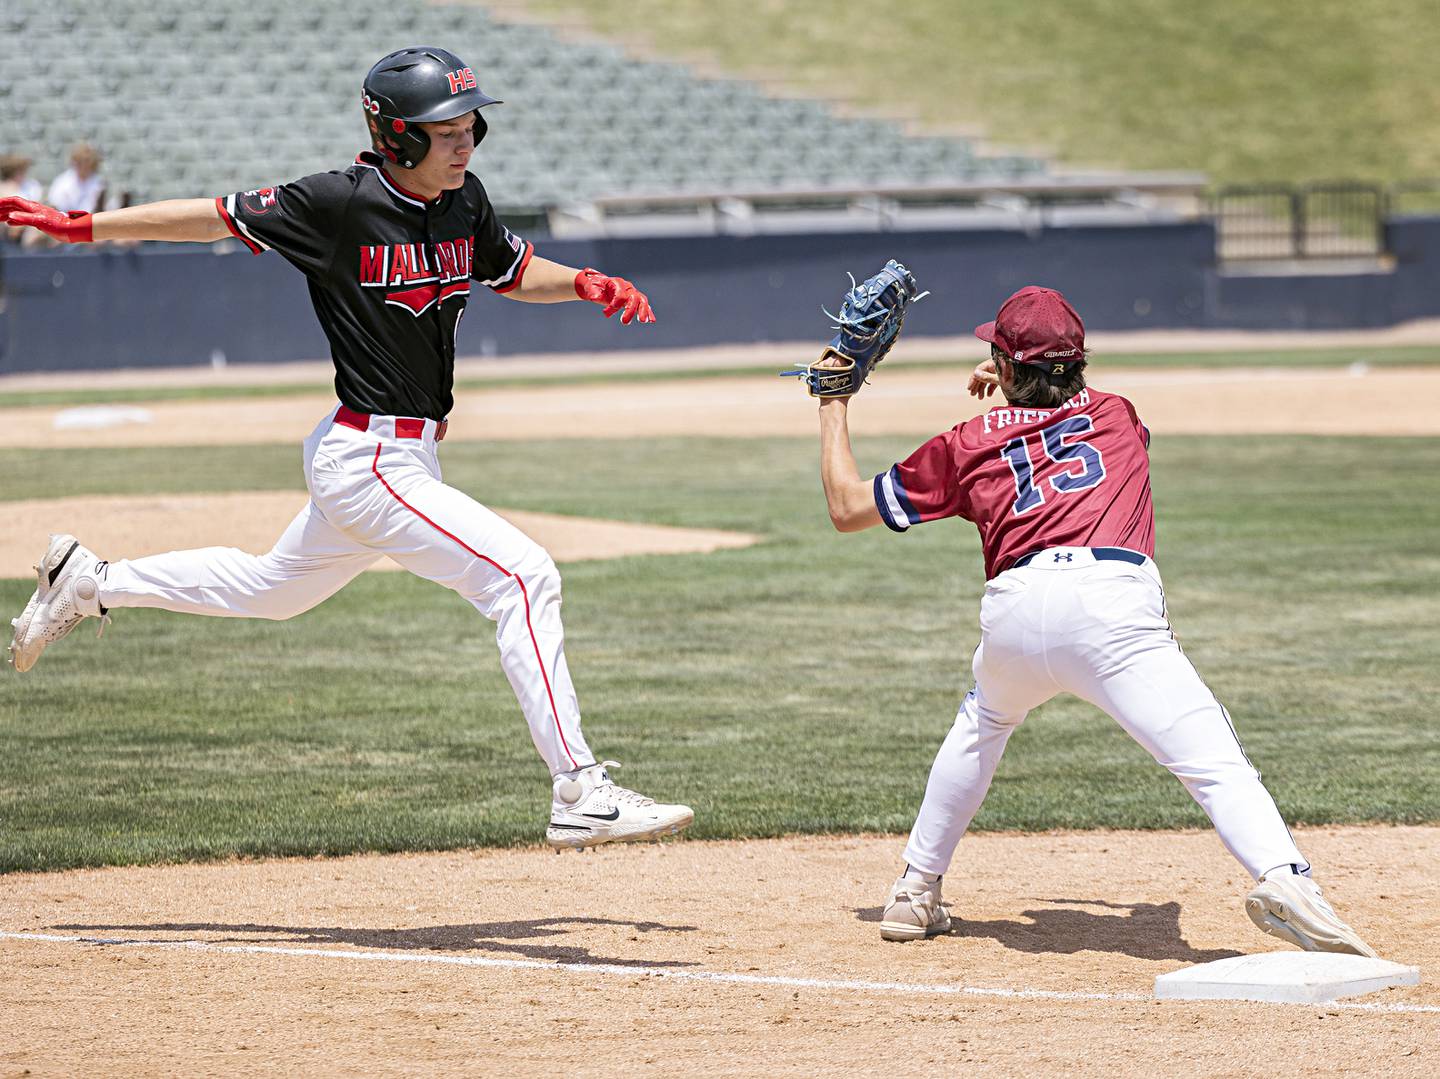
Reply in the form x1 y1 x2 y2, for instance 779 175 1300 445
853 897 1243 962
50 917 701 968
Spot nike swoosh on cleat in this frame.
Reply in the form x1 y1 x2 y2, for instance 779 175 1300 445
581 808 621 821
48 542 79 587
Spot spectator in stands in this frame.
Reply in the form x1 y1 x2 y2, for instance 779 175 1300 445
39 143 135 248
1 154 43 202
47 143 106 215
1 154 44 245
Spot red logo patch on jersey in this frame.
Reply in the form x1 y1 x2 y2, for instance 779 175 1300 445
446 68 478 94
241 187 279 215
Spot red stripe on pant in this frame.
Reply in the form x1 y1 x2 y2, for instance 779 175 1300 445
368 444 579 769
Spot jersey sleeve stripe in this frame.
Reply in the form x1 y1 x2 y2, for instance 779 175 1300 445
215 196 265 254
491 242 533 294
889 467 923 524
874 469 911 533
480 239 532 291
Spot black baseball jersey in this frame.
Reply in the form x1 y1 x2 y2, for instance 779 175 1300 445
216 151 533 420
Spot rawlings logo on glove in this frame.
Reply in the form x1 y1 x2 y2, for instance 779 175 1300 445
781 259 927 398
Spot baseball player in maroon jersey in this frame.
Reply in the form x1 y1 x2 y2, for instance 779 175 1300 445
813 285 1376 955
2 47 692 850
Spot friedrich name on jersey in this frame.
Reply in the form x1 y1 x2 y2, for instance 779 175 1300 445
979 387 1093 434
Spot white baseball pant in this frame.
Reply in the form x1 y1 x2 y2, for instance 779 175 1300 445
902 547 1307 881
97 406 594 775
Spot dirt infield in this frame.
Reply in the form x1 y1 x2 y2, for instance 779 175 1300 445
6 365 1440 449
0 492 759 579
3 364 1434 1074
4 321 1437 393
1 827 1434 1077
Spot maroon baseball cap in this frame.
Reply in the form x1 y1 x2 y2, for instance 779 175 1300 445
973 286 1086 366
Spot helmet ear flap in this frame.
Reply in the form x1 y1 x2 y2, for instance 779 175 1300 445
364 100 431 168
473 110 489 145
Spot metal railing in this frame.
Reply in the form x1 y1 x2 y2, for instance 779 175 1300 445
545 170 1209 237
1212 182 1388 260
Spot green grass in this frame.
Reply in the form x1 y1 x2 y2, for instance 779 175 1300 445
3 345 1438 410
529 0 1440 184
1 434 1437 871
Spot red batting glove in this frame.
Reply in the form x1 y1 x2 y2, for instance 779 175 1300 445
574 267 656 325
0 196 93 243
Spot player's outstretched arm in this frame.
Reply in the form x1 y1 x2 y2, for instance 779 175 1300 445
501 253 656 325
0 196 230 244
818 398 883 533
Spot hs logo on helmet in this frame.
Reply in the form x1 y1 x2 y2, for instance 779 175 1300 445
446 68 478 94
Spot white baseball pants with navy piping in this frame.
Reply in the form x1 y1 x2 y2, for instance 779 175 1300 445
902 548 1307 882
96 406 594 776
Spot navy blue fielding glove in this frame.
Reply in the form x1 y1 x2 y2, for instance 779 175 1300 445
781 259 927 398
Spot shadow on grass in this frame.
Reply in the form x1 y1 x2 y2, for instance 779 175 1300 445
52 916 700 968
854 897 1242 963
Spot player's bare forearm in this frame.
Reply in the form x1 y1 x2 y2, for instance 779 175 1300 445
819 398 882 532
91 199 232 244
504 254 581 303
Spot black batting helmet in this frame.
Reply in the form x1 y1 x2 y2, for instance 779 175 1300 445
361 47 501 169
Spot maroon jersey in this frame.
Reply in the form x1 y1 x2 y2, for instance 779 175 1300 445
873 388 1155 577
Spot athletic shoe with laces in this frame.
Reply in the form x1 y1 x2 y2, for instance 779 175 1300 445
1245 871 1378 958
880 874 952 941
546 760 693 850
7 534 111 674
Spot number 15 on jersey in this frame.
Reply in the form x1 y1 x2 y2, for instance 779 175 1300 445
1000 415 1107 516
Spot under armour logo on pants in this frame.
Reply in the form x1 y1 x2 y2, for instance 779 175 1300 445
1054 552 1074 562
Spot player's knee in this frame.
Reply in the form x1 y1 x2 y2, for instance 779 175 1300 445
249 553 330 620
522 555 562 600
1166 758 1260 789
963 690 1025 730
480 555 561 615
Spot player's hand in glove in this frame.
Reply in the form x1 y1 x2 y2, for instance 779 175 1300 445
0 197 93 243
781 259 927 398
574 267 656 325
968 357 1000 399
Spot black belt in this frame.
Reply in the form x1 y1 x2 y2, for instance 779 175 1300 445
1012 547 1147 570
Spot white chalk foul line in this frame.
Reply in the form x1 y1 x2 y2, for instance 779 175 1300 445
2 931 1435 1014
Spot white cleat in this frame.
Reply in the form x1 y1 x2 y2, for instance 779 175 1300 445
545 761 693 851
1245 872 1378 958
880 875 952 942
7 534 110 674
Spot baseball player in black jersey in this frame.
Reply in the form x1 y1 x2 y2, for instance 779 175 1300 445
3 47 692 850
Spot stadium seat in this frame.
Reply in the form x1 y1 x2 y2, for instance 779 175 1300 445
0 0 1050 212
